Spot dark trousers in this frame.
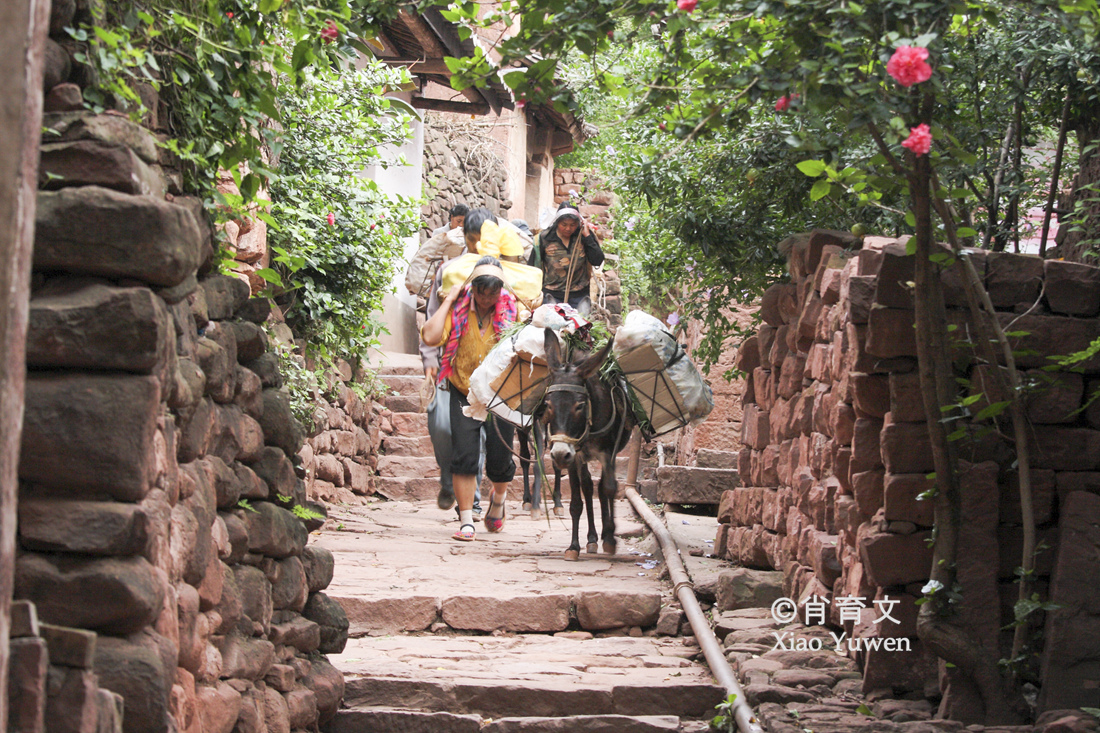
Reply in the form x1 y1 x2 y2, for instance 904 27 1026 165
450 388 516 484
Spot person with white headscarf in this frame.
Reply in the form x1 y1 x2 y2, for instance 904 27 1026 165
529 201 604 315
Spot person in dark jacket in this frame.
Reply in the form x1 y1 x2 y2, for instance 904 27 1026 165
529 202 604 315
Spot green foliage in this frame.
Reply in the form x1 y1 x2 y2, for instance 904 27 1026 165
237 499 258 513
266 62 419 366
73 1 423 373
708 693 740 732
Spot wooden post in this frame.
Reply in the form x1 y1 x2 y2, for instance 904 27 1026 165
0 0 49 722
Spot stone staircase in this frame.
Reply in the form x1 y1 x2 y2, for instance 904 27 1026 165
310 351 730 730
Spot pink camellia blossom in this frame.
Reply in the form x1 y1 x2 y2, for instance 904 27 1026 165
666 312 680 327
887 46 932 87
677 0 698 12
901 123 932 156
775 95 791 111
326 212 335 226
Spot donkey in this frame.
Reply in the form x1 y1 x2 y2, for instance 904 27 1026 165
542 329 636 560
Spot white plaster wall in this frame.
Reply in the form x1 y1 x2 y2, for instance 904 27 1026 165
364 101 425 355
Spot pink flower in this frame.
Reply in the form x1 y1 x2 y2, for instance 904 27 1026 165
326 212 335 226
901 123 932 156
666 312 680 327
225 11 233 18
775 95 791 111
320 20 339 43
887 46 932 87
677 0 698 11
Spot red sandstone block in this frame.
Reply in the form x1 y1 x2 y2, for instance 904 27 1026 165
842 275 876 325
1031 427 1100 470
809 532 842 587
835 448 853 494
883 473 935 527
1000 469 1055 525
760 444 780 487
986 251 1044 308
833 402 856 446
769 326 790 368
866 307 917 359
714 524 728 558
734 335 761 375
807 343 831 383
872 243 916 309
737 447 752 479
797 291 824 351
1038 491 1100 711
1055 471 1100 502
777 353 806 400
880 417 934 475
1044 259 1100 317
852 469 885 518
759 282 789 327
859 529 934 587
851 373 890 419
998 313 1100 371
1026 371 1084 424
888 371 924 422
849 418 884 474
742 404 770 451
717 490 735 524
998 526 1058 580
752 367 772 409
761 489 782 532
758 325 777 367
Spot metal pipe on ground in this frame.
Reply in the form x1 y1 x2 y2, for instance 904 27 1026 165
621 429 763 733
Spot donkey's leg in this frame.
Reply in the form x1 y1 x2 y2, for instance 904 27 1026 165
597 451 618 555
565 462 584 561
519 429 533 510
580 463 599 554
530 427 543 515
553 469 564 516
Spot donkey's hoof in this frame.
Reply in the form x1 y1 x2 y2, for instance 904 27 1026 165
553 506 566 518
586 543 599 554
522 502 532 511
603 540 617 555
564 549 580 561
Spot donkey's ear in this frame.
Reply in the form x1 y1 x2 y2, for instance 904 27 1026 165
544 328 563 371
575 336 614 381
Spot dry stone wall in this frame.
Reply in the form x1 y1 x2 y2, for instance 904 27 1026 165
718 229 1100 717
14 34 350 733
421 115 512 237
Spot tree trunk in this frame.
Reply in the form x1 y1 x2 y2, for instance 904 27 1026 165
1055 106 1100 261
0 0 49 724
910 153 1022 724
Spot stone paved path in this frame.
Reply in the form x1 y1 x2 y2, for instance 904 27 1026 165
313 497 726 731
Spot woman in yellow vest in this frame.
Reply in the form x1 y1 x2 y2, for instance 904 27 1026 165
421 255 518 542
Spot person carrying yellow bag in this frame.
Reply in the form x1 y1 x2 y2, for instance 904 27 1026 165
440 209 544 312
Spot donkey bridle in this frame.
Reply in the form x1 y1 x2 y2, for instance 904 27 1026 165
545 380 623 446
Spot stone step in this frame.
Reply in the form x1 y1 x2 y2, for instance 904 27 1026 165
339 676 723 721
385 394 424 413
376 455 441 478
379 374 427 396
380 434 435 457
656 467 739 505
337 588 667 635
327 709 685 733
694 449 739 470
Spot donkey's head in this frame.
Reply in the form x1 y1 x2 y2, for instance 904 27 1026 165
542 328 614 469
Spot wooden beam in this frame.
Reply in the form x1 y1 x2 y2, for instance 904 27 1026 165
410 97 490 116
396 9 448 57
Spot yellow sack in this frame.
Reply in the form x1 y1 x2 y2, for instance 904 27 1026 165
441 253 544 307
478 220 527 259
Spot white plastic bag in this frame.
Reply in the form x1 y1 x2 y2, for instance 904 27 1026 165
465 325 559 427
